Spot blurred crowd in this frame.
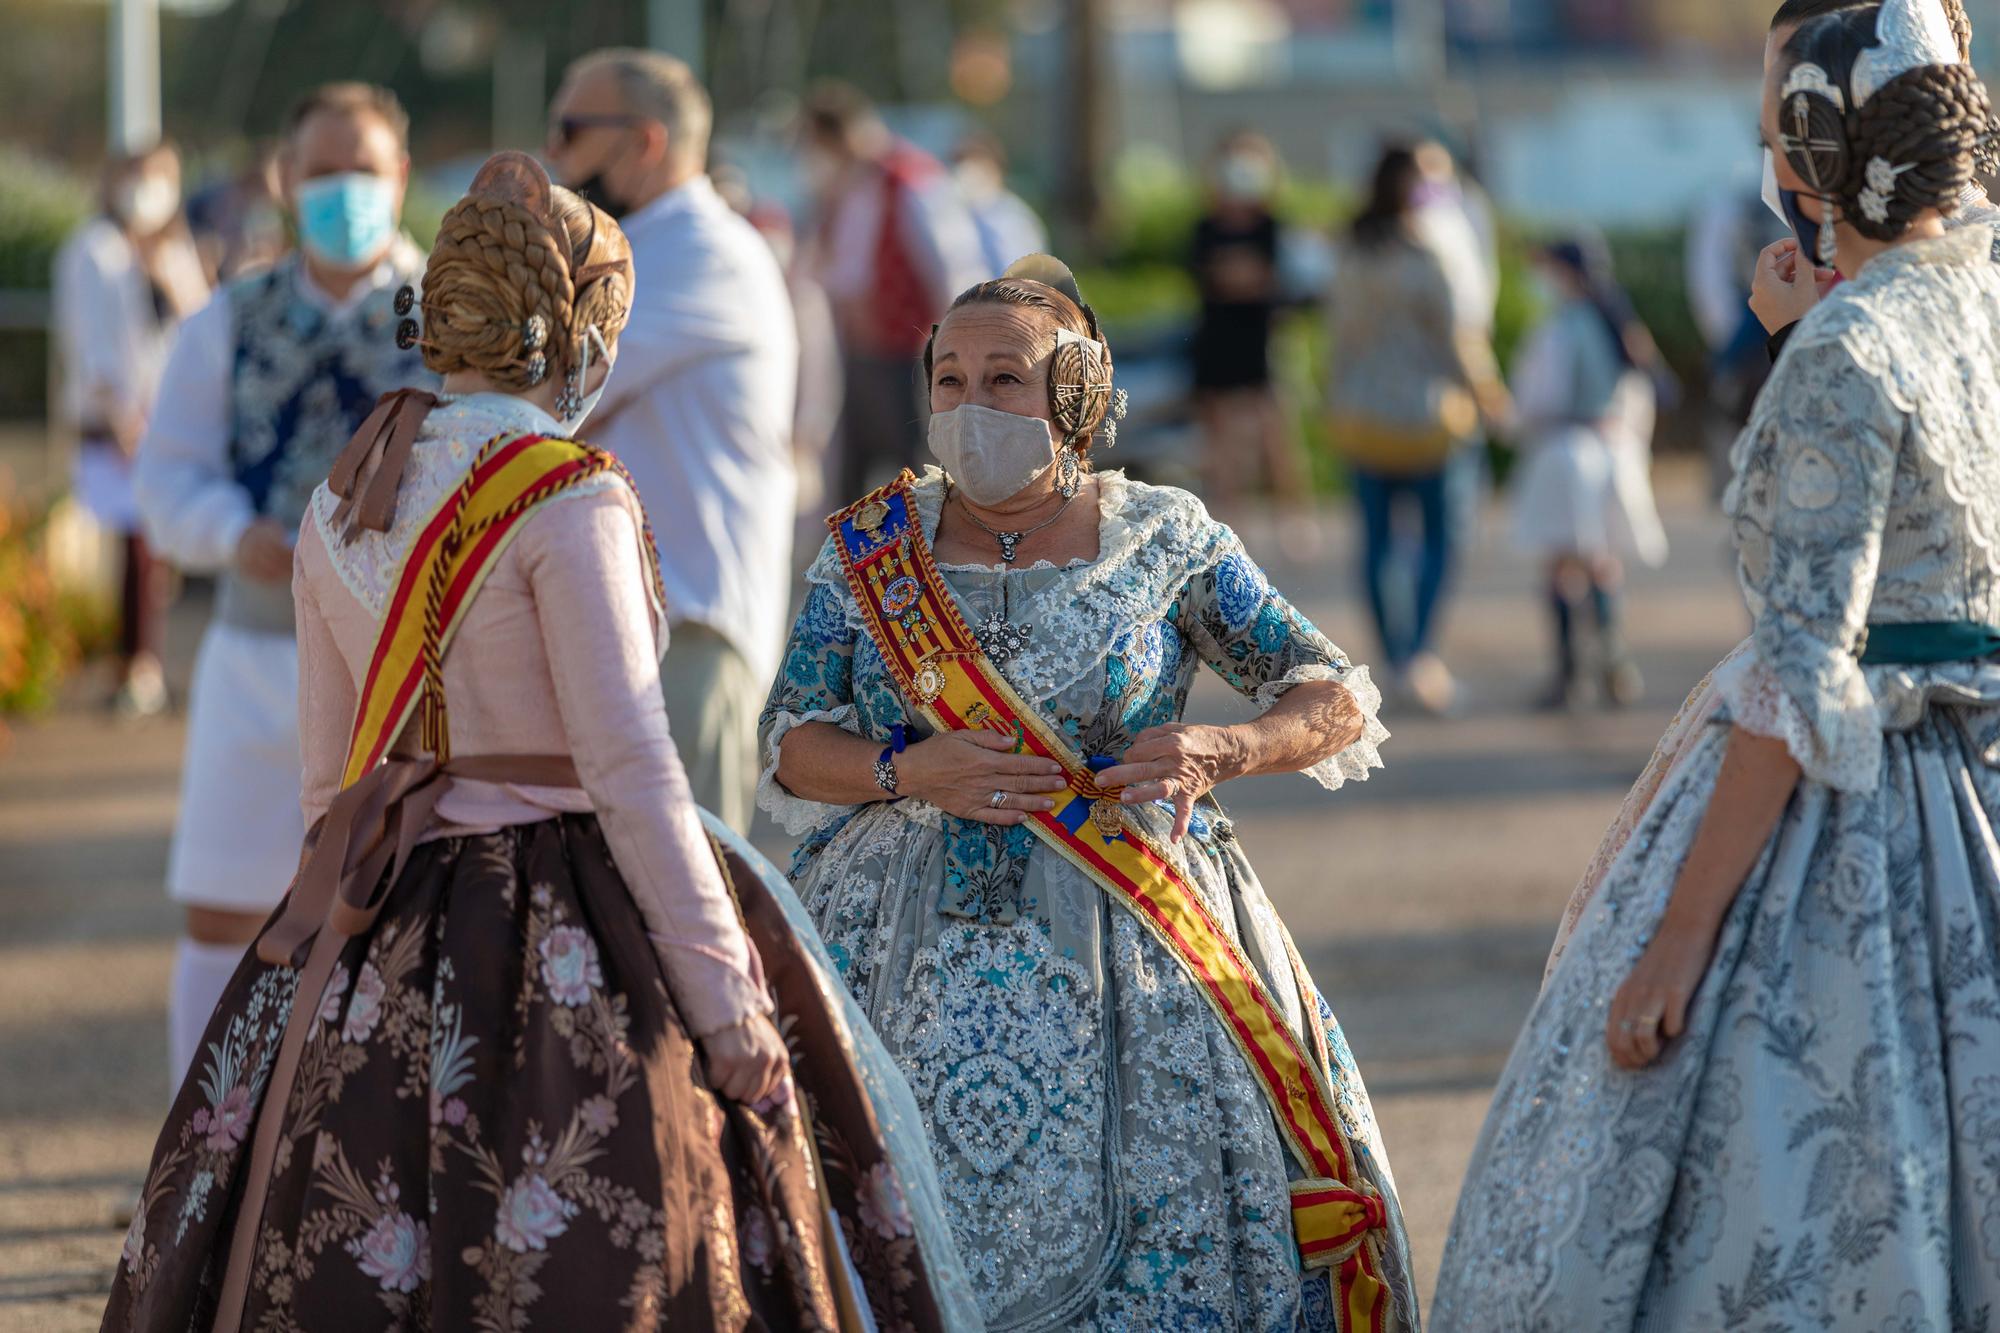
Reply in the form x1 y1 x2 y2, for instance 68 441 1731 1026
51 47 1695 770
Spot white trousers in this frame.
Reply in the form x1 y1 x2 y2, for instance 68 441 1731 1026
166 623 304 912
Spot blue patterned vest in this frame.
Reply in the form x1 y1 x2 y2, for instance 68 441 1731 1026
221 250 432 633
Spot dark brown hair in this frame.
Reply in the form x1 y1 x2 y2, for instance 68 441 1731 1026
1779 8 1994 241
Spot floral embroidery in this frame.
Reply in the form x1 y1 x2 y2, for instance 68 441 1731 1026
496 1171 576 1252
537 924 603 1007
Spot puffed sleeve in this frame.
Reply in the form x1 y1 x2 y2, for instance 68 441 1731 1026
756 538 864 835
518 486 771 1038
1176 538 1388 791
293 520 356 828
1716 336 1899 792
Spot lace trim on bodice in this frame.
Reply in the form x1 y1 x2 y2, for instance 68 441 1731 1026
311 395 632 619
805 468 1239 706
1759 227 2000 555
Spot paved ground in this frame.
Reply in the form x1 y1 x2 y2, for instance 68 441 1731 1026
0 462 1743 1329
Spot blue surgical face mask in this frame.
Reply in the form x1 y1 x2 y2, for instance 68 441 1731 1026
295 171 398 269
1763 149 1830 267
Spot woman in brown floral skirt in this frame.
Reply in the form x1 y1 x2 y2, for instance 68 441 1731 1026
102 152 981 1333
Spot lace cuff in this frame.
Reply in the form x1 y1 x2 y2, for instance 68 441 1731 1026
757 705 865 836
1711 645 1882 792
1253 662 1389 792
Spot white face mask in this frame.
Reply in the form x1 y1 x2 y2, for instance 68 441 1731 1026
115 174 178 234
558 326 614 437
1760 148 1786 227
927 403 1057 505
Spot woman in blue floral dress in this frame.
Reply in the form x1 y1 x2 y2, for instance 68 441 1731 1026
759 259 1417 1331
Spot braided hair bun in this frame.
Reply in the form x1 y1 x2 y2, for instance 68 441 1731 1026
1780 7 1994 245
1845 61 1993 238
416 151 632 394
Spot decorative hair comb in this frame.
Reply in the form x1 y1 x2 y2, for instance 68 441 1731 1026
1853 0 1961 107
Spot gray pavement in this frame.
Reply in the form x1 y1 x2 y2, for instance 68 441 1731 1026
0 462 1743 1330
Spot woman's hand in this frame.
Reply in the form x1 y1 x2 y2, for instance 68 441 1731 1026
898 729 1071 825
1605 921 1715 1070
1749 238 1833 334
700 1012 790 1105
1096 723 1246 842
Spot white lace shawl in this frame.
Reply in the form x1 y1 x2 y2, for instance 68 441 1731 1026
765 468 1387 834
309 393 642 626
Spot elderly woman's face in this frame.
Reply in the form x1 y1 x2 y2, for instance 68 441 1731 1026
929 302 1055 425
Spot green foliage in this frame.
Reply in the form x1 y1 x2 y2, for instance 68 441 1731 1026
1604 226 1706 392
0 491 83 718
0 151 90 421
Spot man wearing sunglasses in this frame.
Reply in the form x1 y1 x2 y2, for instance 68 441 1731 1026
545 50 799 836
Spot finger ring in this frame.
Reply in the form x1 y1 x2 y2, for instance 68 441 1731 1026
1619 1019 1637 1034
1640 1012 1663 1029
989 789 1007 809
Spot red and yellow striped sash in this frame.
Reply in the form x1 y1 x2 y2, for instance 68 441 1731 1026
828 473 1399 1332
341 431 655 787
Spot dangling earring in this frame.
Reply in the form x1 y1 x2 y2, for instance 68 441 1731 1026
553 360 584 422
1816 203 1840 268
1057 443 1082 499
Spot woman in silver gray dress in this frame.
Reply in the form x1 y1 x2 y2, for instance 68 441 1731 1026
1435 3 2000 1327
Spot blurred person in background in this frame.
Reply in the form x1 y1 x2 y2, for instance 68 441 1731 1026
546 49 798 834
134 81 430 1088
183 141 288 283
52 141 209 718
1411 138 1500 335
1328 143 1509 715
797 81 986 499
1508 236 1668 710
953 128 1047 276
1685 160 1790 499
1188 130 1312 542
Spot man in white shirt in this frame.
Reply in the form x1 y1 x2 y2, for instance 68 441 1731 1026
135 82 431 1086
546 50 799 834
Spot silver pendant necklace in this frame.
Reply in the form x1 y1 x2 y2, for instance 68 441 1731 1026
953 487 1074 565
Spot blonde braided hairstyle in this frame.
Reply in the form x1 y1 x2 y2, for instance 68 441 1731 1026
413 151 632 396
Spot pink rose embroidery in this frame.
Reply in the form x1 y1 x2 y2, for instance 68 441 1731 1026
352 1210 429 1293
494 1173 574 1253
317 963 351 1027
120 1209 146 1271
537 927 602 1007
856 1162 913 1240
204 1086 254 1153
342 962 385 1044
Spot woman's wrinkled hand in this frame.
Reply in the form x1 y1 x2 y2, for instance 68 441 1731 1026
1605 921 1715 1070
1096 723 1245 843
1749 238 1832 334
898 729 1071 825
700 1012 790 1105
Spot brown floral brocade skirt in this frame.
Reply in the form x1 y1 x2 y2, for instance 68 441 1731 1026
103 815 846 1332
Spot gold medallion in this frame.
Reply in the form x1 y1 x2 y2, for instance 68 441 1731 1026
856 499 890 534
912 659 948 704
1090 801 1125 839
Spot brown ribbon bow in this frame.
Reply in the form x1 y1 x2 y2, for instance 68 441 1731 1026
327 387 440 543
